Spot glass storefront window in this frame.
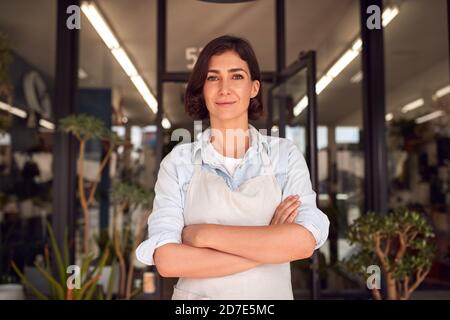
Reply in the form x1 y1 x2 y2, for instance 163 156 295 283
384 0 450 291
0 0 56 290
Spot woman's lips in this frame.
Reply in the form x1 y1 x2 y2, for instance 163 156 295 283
215 101 237 107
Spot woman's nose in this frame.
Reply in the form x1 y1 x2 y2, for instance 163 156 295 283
218 79 231 95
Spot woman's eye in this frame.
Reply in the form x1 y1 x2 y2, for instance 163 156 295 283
233 74 244 80
206 75 218 81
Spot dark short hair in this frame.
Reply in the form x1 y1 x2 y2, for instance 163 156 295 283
185 35 263 120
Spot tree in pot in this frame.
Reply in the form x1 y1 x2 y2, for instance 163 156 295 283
111 181 154 299
341 210 436 300
59 114 122 255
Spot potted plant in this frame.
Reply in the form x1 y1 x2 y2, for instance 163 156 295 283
59 114 122 255
110 181 154 299
11 223 113 300
341 210 436 300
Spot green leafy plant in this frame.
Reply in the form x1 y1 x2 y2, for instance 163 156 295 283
60 114 123 255
111 181 154 299
11 223 114 300
341 210 436 300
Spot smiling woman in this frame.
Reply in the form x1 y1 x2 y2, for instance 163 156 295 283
135 35 329 300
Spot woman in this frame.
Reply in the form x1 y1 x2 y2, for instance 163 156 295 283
136 35 329 300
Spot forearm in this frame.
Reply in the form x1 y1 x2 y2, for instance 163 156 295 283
153 243 261 278
198 224 316 264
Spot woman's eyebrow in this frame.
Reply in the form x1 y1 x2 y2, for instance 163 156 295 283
207 68 249 75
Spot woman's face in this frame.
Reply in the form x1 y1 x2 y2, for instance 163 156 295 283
203 50 260 125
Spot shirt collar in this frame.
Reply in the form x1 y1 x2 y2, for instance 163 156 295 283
191 124 270 163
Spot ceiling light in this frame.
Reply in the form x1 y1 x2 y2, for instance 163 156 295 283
316 75 333 95
0 101 27 118
81 2 119 49
78 68 88 80
401 98 424 113
351 39 363 52
81 1 158 115
382 6 399 27
293 96 309 117
131 75 158 114
433 85 450 99
161 117 171 129
111 48 138 77
385 113 394 122
327 49 359 79
292 6 399 118
39 119 55 130
415 110 445 124
350 71 363 83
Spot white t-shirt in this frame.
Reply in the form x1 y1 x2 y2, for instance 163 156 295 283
207 143 244 176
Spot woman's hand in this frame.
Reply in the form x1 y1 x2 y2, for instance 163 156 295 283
270 195 301 225
182 224 208 247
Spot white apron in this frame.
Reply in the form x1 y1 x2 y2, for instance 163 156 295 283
172 148 293 300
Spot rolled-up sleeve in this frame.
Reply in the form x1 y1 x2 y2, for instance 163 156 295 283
283 140 330 250
135 152 185 265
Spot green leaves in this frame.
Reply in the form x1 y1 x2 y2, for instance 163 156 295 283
11 223 113 300
111 181 155 211
59 114 110 142
341 208 436 297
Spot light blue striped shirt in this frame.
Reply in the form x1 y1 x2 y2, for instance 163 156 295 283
136 125 330 265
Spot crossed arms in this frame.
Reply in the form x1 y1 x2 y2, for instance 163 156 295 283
154 196 316 278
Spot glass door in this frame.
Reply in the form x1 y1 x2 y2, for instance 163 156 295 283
268 51 320 299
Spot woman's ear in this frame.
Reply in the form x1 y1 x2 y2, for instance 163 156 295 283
250 80 260 98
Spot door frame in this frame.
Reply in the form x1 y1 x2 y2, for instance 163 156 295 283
268 51 320 300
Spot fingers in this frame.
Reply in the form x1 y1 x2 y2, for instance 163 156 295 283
278 199 301 224
276 195 299 213
271 195 301 225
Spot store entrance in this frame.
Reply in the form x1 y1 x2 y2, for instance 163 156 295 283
268 51 321 299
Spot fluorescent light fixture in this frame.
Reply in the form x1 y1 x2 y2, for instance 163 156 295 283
327 49 359 79
293 96 309 117
316 75 333 95
161 117 171 129
81 1 158 115
415 110 445 124
111 48 138 77
382 6 399 27
292 6 399 119
0 101 27 118
351 39 363 52
39 119 55 130
350 71 363 83
81 2 119 49
385 113 394 122
401 98 424 113
131 75 157 114
434 85 450 99
336 193 349 200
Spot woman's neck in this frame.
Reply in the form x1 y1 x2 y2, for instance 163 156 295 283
209 119 250 159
